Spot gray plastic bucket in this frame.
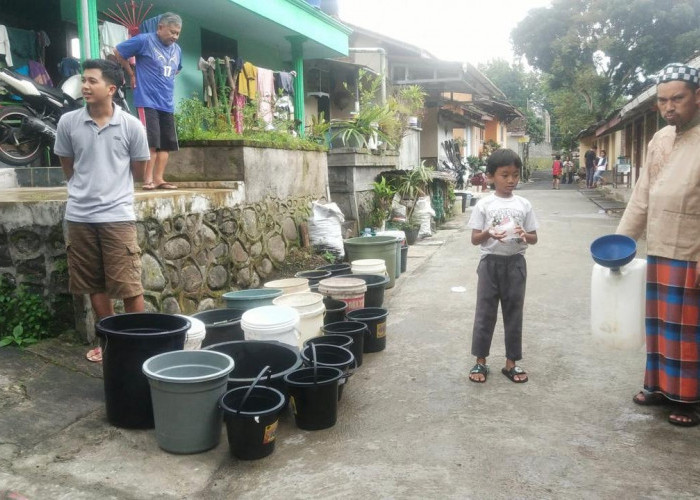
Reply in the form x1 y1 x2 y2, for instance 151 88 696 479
143 350 235 454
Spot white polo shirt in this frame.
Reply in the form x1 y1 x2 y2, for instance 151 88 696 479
54 105 150 223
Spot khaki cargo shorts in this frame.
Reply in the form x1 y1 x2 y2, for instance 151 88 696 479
66 221 143 299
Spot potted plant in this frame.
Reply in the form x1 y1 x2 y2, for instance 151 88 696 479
369 175 397 231
330 104 394 150
391 161 434 244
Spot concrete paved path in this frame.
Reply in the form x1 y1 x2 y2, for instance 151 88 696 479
1 177 699 499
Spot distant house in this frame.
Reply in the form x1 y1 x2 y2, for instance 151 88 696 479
319 22 521 169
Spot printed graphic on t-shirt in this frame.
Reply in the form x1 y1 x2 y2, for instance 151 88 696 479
151 45 178 79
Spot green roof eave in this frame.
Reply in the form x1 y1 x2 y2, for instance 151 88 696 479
233 0 351 57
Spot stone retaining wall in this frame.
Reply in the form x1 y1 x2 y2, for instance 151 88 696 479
0 192 314 342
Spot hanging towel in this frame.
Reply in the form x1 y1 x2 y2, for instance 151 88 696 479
99 21 129 59
58 57 81 78
257 67 275 127
278 71 295 97
29 60 53 87
139 15 162 35
237 61 257 99
0 25 12 67
7 27 37 69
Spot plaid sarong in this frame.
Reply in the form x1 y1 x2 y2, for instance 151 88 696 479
644 256 700 402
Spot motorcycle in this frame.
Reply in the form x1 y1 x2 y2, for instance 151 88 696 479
0 67 129 166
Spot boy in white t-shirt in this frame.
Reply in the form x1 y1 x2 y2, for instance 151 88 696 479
467 149 539 384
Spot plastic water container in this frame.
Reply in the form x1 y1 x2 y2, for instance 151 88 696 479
263 278 310 295
376 230 405 278
241 305 300 349
318 277 367 313
177 314 206 350
351 259 387 276
273 292 326 348
591 258 646 350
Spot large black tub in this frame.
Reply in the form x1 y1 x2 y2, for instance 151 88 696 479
204 340 302 403
96 313 188 429
348 274 390 308
192 308 245 347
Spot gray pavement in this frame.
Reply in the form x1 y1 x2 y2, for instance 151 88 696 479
2 177 699 499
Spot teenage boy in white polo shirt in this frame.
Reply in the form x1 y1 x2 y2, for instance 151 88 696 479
54 59 150 362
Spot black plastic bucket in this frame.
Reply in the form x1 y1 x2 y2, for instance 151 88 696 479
347 274 390 308
204 340 302 403
300 343 355 400
284 366 344 430
96 313 188 429
321 321 367 367
346 307 389 353
295 269 332 286
304 334 353 350
400 245 408 273
323 297 347 325
219 369 285 460
316 262 352 277
192 308 245 348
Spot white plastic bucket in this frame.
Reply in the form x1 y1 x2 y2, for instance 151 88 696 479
178 314 206 350
351 259 387 276
263 278 310 295
241 305 300 349
590 258 646 350
273 292 326 347
318 277 367 313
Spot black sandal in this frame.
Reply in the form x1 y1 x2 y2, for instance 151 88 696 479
668 409 700 427
469 363 488 383
632 391 669 406
501 366 528 383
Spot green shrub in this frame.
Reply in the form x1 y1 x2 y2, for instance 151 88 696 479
0 277 52 347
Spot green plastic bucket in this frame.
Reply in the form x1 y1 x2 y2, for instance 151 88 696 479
344 236 397 288
222 288 283 310
142 350 235 454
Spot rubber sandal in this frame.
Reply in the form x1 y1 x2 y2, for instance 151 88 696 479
142 182 155 191
668 409 700 427
501 366 528 383
86 347 102 363
469 363 488 383
632 391 669 406
155 182 178 190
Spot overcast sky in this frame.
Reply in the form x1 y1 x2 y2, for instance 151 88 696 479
337 0 552 65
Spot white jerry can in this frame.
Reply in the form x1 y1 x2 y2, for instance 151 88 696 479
590 258 646 350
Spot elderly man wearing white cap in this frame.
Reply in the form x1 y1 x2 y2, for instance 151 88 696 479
616 63 700 427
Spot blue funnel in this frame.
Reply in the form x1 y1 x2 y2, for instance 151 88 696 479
590 234 637 270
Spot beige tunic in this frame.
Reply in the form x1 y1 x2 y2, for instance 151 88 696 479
616 112 700 261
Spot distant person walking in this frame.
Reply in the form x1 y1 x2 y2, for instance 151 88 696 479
617 62 700 427
592 150 608 187
584 145 597 188
551 154 562 189
563 155 575 184
467 149 539 384
114 12 182 191
54 59 150 362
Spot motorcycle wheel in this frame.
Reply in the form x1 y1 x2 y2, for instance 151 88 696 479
0 106 43 166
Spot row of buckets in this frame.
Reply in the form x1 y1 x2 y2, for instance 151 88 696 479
95 234 406 460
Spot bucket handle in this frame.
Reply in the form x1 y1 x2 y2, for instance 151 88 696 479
310 342 319 384
236 365 271 415
208 318 240 327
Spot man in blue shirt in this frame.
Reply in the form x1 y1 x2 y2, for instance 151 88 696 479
115 12 182 190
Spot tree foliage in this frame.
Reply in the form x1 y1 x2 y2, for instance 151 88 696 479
510 0 700 149
512 0 700 102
